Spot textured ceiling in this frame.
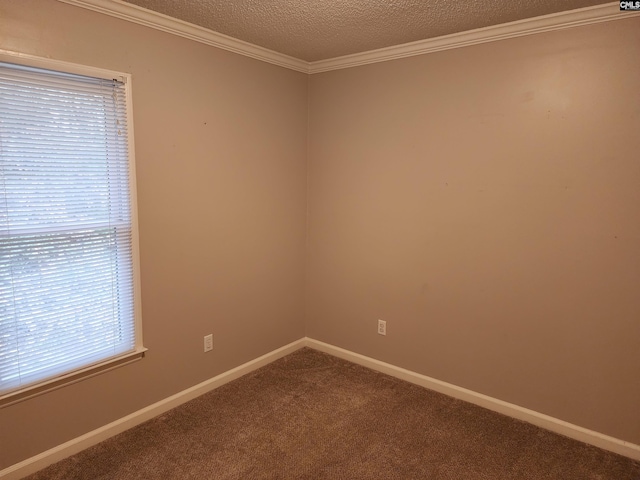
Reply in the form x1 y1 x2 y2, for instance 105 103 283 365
123 0 606 62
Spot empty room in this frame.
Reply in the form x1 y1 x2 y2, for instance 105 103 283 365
0 0 639 478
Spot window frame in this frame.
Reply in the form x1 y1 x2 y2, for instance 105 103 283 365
0 49 145 407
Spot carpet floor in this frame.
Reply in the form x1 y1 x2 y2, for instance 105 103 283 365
26 348 640 479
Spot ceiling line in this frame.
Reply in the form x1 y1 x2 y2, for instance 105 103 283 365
56 0 637 74
56 0 309 72
309 2 637 73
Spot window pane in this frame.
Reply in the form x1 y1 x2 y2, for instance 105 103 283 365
0 60 138 396
0 229 135 388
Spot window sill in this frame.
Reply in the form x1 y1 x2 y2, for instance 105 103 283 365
0 348 147 408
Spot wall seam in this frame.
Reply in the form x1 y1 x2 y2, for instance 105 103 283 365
303 73 311 337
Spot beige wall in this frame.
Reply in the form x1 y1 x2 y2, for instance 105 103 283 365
1 0 639 470
307 18 640 444
0 0 307 469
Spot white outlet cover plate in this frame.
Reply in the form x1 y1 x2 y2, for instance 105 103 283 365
204 334 213 352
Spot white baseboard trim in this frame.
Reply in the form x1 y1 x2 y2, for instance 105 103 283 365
0 338 306 480
4 336 639 479
304 338 640 461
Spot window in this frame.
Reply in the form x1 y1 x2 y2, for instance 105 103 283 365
0 52 143 402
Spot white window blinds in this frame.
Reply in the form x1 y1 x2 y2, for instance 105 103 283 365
0 60 139 396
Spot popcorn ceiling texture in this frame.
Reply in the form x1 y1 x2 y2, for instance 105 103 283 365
123 0 604 62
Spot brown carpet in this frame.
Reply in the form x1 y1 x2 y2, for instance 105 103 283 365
26 348 640 479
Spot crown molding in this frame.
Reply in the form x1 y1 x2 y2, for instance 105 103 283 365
56 0 309 73
57 1 637 75
309 2 639 73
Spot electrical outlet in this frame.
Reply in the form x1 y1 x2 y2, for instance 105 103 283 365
377 319 386 336
204 334 213 352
